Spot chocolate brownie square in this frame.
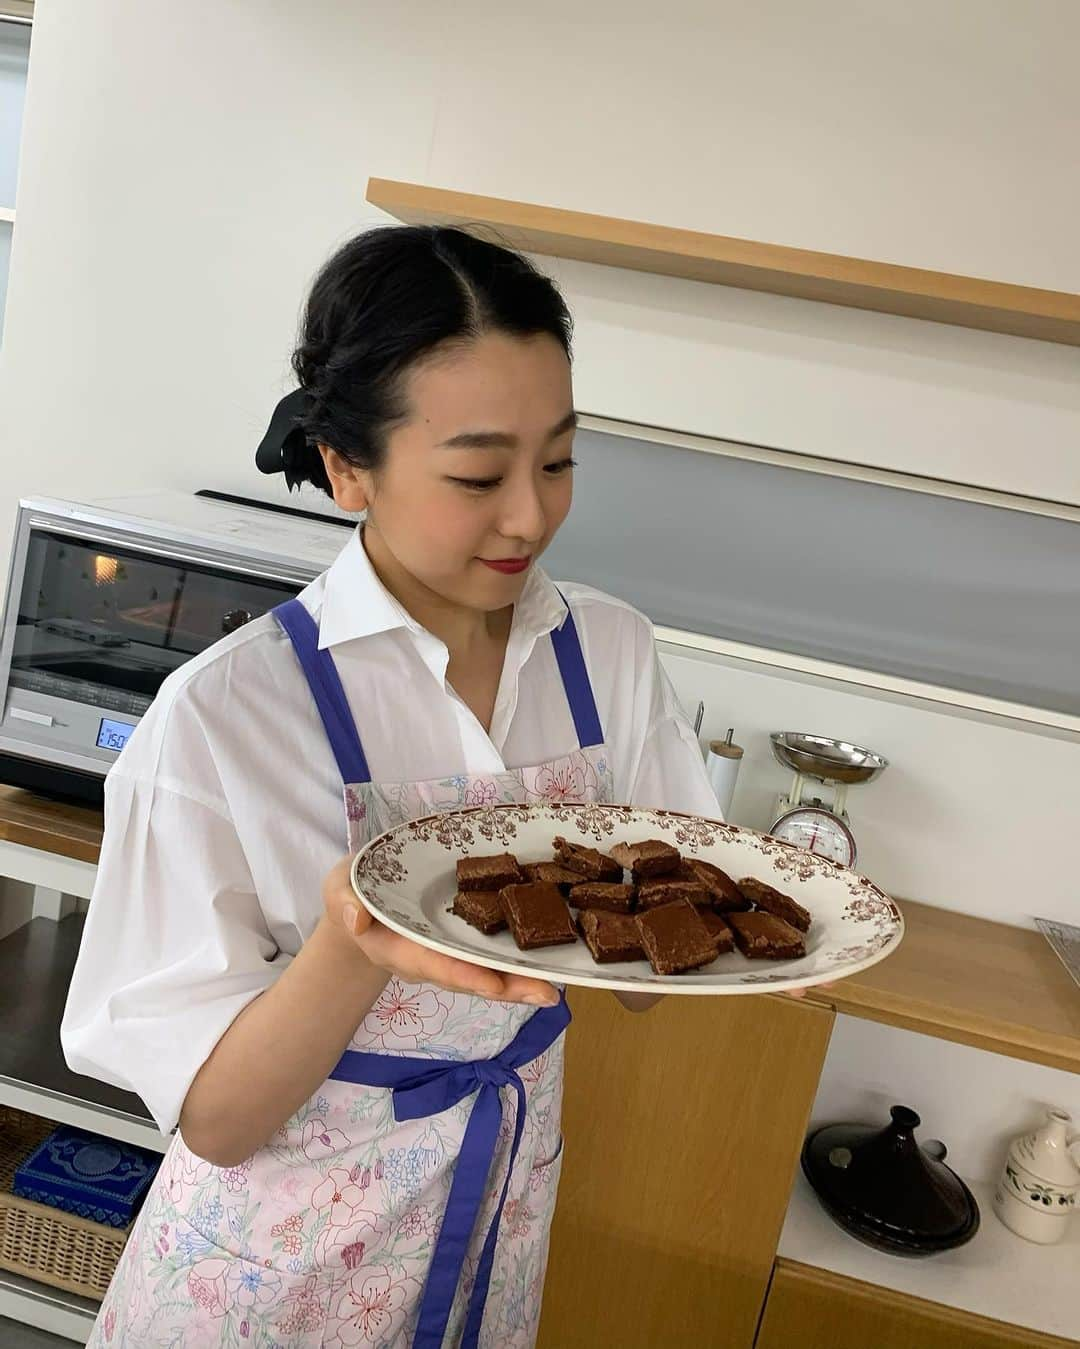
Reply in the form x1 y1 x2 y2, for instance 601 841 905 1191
680 858 750 912
737 877 811 932
500 883 578 950
552 836 621 881
699 909 735 954
451 889 507 936
456 853 523 892
521 862 582 895
609 839 681 881
578 910 645 964
636 876 711 911
726 911 806 960
568 882 636 914
635 899 718 976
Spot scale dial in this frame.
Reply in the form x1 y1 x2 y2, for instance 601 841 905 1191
770 806 857 868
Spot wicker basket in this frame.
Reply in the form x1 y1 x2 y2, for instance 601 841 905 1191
0 1106 130 1301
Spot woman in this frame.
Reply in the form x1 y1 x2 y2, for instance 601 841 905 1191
63 225 721 1347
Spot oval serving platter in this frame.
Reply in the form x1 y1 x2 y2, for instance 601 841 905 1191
350 802 903 996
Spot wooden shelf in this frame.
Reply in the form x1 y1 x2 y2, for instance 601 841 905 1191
366 178 1080 347
0 788 103 865
803 899 1080 1074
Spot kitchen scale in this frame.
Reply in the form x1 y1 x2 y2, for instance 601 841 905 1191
768 732 889 868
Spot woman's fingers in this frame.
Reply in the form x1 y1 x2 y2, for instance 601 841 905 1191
357 921 494 992
325 854 555 1006
356 920 555 1005
495 974 560 1006
322 854 355 908
347 899 375 937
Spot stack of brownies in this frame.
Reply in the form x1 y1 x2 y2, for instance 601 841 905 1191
452 836 810 977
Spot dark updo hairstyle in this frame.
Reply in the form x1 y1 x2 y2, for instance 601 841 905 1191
275 226 574 497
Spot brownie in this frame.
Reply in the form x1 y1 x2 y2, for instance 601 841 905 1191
737 876 812 933
635 900 718 976
451 889 507 936
521 862 582 894
680 858 750 912
636 876 712 911
726 911 806 960
578 910 645 964
569 881 636 913
500 882 578 950
456 852 523 892
609 839 681 881
699 909 735 954
552 836 621 881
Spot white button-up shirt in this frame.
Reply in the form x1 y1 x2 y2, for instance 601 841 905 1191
62 530 720 1131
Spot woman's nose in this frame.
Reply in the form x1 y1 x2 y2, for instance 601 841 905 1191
498 480 547 544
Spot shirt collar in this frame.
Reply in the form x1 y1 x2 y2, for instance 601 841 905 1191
318 527 568 650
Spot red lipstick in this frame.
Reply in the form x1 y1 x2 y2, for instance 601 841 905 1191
479 557 531 575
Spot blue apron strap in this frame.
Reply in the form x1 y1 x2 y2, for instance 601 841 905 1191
550 591 604 749
273 599 371 785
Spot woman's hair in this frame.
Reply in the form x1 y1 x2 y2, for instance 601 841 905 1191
280 226 574 496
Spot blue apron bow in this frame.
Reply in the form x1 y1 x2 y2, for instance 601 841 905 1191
329 992 572 1348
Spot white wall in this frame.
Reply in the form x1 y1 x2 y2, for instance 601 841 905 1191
811 1016 1080 1187
660 644 1079 928
1 0 1078 573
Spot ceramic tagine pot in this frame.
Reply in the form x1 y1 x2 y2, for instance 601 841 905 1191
802 1104 979 1257
993 1107 1080 1245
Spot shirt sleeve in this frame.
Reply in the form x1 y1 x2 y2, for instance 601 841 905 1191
621 629 724 819
61 773 291 1134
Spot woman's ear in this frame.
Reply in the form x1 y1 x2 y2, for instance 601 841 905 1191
318 445 371 514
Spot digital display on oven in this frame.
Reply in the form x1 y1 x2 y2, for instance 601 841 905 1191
96 718 135 753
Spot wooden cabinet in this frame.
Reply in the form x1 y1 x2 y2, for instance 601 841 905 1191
536 989 834 1349
756 1260 1078 1349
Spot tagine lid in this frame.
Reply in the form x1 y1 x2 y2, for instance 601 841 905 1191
802 1104 979 1248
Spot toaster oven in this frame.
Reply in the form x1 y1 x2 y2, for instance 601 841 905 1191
0 491 352 804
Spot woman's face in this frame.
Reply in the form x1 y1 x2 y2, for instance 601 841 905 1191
326 331 575 613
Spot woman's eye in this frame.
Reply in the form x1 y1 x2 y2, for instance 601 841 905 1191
448 458 575 493
448 476 502 492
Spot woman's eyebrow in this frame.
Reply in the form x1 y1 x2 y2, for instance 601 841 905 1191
437 410 577 450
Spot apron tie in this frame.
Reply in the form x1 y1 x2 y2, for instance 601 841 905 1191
328 993 572 1348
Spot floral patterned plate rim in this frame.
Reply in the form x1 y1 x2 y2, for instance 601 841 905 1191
350 803 904 996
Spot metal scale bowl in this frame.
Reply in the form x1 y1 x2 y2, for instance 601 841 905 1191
768 732 888 868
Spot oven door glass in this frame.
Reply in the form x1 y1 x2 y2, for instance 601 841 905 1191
11 529 298 717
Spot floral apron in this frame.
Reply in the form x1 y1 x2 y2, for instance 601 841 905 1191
89 597 612 1348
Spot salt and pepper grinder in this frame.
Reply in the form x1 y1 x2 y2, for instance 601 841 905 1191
705 727 743 819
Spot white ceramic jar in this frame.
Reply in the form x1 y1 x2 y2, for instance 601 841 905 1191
993 1107 1080 1245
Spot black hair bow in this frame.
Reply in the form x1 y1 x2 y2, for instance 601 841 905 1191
255 388 312 489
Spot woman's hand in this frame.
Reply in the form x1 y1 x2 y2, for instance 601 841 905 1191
322 856 559 1007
